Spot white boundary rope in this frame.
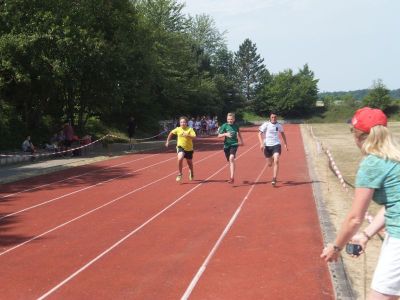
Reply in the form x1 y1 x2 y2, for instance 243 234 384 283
0 135 108 158
307 125 384 234
107 130 167 142
0 131 168 159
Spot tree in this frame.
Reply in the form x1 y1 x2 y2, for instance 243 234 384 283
234 38 266 104
187 14 226 58
363 79 392 111
212 47 244 115
254 64 319 117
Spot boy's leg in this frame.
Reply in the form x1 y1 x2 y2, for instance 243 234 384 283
264 147 273 167
268 157 273 167
175 151 184 182
177 152 184 174
272 153 280 179
229 154 235 181
187 159 194 180
271 145 282 186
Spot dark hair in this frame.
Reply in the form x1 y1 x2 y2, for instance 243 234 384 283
179 116 188 122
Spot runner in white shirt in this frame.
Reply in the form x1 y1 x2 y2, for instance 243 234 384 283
258 113 288 186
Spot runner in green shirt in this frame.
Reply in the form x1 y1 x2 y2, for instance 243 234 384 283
218 112 244 184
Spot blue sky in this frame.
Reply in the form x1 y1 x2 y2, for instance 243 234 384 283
183 0 400 92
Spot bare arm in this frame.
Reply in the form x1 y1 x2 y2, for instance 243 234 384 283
350 206 386 251
182 129 196 139
165 132 175 147
238 131 244 146
218 132 229 138
321 187 373 262
280 132 288 150
363 206 386 238
258 132 264 150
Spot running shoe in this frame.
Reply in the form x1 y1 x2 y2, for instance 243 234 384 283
176 174 182 182
271 177 277 186
189 170 194 181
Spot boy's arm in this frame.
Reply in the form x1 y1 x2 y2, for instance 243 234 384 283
258 131 264 149
217 126 227 138
218 132 227 138
281 132 288 150
183 129 196 139
190 128 196 139
165 132 175 147
238 132 244 146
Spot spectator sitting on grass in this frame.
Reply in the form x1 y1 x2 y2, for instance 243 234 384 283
45 133 59 152
22 136 36 154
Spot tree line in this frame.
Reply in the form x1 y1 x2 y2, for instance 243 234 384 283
321 80 398 112
319 87 400 101
0 0 319 150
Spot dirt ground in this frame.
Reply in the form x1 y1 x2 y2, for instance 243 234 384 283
300 123 400 299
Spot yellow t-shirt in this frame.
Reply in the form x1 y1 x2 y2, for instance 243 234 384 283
170 127 196 151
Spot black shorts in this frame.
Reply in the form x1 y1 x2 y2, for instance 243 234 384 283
264 144 281 158
177 146 193 159
224 146 238 161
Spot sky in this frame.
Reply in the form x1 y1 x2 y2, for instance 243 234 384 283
183 0 400 92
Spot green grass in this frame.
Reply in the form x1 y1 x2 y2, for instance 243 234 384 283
242 111 266 122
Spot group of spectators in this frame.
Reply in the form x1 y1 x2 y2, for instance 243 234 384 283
184 116 219 136
43 122 75 153
22 122 90 157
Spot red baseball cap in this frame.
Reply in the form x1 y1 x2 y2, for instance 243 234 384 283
351 107 387 133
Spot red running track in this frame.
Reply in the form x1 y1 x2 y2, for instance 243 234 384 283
0 126 334 299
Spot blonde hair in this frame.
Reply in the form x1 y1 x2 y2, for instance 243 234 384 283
227 112 235 118
357 125 400 162
179 116 188 122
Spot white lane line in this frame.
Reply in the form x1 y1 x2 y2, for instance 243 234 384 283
37 144 258 300
0 140 219 219
0 154 160 199
1 138 206 199
0 150 222 257
181 162 268 300
0 156 175 221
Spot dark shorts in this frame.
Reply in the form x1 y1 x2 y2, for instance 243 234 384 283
177 146 193 160
224 145 238 161
264 144 281 158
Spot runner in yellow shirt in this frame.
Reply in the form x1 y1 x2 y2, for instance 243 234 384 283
165 116 196 182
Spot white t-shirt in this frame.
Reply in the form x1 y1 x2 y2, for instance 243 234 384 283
22 140 32 151
259 121 284 146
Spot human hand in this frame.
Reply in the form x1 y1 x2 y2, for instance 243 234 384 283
260 144 264 151
320 243 340 263
348 233 369 256
165 141 169 147
285 144 288 151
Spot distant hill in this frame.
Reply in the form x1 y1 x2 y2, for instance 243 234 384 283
319 89 400 100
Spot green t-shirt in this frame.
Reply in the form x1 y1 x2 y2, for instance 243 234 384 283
355 154 400 238
218 123 240 148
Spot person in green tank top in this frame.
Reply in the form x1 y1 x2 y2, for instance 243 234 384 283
218 112 244 184
321 107 400 299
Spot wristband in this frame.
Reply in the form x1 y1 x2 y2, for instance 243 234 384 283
362 231 371 240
